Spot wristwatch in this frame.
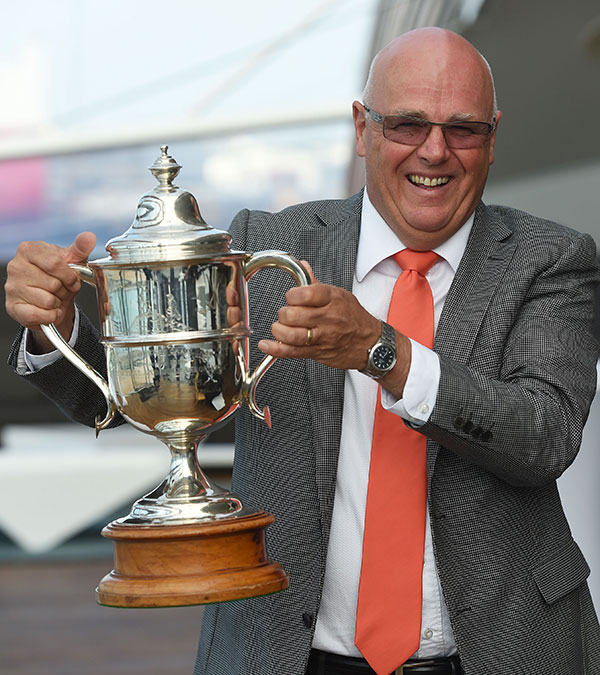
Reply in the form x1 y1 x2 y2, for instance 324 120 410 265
360 321 397 379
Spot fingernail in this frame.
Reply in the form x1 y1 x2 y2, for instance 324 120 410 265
257 340 269 353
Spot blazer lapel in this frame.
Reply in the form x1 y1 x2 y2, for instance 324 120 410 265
300 192 362 547
435 202 516 361
427 202 516 477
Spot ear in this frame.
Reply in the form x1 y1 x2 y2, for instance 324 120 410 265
488 110 502 165
352 101 367 158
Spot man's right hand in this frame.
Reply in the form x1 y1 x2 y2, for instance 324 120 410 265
5 232 97 354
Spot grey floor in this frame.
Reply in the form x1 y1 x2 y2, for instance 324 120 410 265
0 556 204 675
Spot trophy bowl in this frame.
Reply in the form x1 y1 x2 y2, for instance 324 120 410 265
41 146 310 607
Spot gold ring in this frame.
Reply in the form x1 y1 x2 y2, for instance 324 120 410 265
305 328 313 346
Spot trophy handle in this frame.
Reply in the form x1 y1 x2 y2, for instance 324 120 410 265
69 262 97 286
39 263 118 435
241 250 311 427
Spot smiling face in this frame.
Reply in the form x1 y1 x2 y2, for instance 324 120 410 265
354 28 501 250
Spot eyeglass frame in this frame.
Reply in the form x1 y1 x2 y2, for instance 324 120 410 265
361 103 496 148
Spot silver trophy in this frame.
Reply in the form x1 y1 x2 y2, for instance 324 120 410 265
41 146 310 607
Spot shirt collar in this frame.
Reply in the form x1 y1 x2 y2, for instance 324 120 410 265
356 188 474 281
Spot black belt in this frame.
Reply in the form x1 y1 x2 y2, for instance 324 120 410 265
306 649 463 675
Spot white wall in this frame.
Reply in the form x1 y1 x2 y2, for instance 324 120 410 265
484 160 600 244
559 365 600 608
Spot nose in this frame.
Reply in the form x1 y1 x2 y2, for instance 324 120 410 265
415 124 451 164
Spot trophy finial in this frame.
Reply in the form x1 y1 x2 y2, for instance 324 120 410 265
150 144 181 190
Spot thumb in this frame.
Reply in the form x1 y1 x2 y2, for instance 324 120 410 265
299 260 319 284
63 231 97 264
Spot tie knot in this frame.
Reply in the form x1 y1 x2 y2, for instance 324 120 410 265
393 249 440 276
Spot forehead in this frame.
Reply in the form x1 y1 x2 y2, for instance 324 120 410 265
373 43 492 120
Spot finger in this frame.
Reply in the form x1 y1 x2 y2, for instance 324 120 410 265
6 260 76 315
16 285 64 312
5 272 77 326
28 262 79 298
226 283 240 307
299 260 318 284
6 299 65 331
285 282 332 307
277 304 321 328
227 305 242 328
271 322 316 347
9 263 79 306
64 231 96 264
16 241 82 291
257 338 310 359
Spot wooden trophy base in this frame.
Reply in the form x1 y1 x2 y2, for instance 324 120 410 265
96 510 288 608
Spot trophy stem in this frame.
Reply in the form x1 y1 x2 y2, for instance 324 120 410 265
118 433 252 525
164 436 212 500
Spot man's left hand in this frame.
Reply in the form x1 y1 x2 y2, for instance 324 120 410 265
257 262 380 371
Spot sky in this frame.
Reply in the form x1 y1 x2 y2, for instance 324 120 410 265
1 0 378 136
0 0 382 258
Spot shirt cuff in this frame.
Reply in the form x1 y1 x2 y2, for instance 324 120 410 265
23 307 81 373
381 338 440 426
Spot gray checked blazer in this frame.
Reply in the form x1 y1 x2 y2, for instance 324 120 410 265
10 192 600 675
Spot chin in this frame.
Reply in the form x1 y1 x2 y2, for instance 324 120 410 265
408 221 451 235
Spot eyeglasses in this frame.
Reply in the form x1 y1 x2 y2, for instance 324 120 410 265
362 104 496 149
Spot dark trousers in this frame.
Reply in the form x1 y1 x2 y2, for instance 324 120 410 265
305 649 463 675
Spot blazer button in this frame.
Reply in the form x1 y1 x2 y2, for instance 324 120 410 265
480 430 493 442
303 613 314 628
470 426 483 438
453 415 465 430
462 420 474 433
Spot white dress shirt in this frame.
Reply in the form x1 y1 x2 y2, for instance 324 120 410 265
312 190 473 659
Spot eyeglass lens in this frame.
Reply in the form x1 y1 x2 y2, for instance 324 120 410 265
383 116 491 149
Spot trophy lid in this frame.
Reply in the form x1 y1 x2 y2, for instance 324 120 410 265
101 146 233 263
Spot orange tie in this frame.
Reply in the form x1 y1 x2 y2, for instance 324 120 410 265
355 249 440 675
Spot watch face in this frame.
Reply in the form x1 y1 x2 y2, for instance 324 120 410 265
372 345 395 371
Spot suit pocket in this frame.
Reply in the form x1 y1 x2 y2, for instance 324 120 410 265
531 537 590 605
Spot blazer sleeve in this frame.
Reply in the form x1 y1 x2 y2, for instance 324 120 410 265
7 309 121 429
228 208 251 249
422 230 599 488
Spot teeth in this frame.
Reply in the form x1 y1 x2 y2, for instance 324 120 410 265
409 174 450 186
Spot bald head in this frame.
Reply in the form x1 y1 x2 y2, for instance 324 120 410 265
352 26 502 250
363 28 497 121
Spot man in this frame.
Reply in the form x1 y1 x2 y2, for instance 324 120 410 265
5 28 600 675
